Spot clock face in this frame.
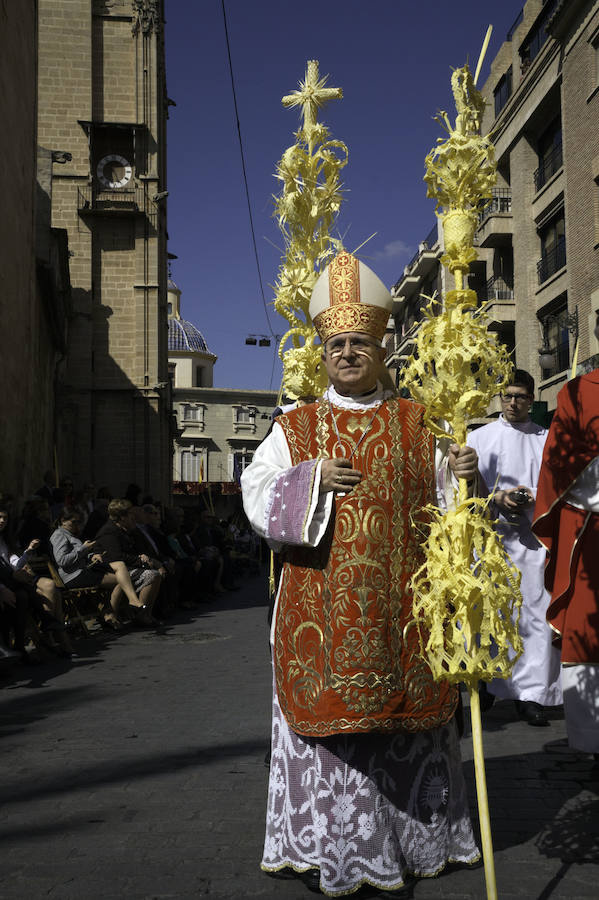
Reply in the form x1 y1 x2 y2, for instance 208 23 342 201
96 154 133 189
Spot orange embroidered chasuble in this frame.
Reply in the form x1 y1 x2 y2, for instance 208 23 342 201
274 397 458 737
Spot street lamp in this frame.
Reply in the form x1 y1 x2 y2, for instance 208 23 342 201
538 307 578 371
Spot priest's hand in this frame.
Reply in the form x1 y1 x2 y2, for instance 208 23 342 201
320 458 362 494
448 444 478 483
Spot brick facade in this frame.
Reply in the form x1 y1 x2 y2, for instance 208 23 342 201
0 2 71 499
37 0 171 500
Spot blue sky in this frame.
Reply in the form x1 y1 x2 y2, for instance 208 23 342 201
165 0 523 390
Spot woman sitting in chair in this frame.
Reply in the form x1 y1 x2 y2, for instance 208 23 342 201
51 505 157 626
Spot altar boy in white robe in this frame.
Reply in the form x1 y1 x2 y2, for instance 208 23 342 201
467 369 562 726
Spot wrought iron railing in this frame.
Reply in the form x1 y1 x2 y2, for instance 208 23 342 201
77 186 155 219
537 238 566 284
404 223 439 273
477 188 512 228
423 222 438 248
520 0 557 66
485 275 514 301
534 142 563 192
506 9 523 41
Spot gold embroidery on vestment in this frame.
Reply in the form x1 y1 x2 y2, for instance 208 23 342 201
276 397 457 734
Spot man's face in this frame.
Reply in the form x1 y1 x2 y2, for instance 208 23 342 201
141 506 159 526
122 510 137 531
322 332 385 396
500 385 532 423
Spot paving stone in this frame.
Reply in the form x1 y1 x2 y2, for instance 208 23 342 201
0 569 598 898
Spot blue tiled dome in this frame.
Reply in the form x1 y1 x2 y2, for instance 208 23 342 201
168 316 212 353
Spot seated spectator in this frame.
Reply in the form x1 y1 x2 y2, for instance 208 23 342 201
1 503 74 659
81 497 109 541
125 483 143 507
162 507 208 607
50 476 75 521
17 497 53 556
0 583 23 665
51 506 144 630
66 485 96 530
35 470 56 504
80 483 96 521
94 500 162 625
188 509 226 593
129 504 178 617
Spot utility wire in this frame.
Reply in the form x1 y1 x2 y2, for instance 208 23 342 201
221 0 275 338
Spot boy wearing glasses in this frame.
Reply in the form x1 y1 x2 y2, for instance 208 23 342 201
467 370 562 726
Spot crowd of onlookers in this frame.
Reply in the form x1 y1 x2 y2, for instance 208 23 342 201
0 472 261 670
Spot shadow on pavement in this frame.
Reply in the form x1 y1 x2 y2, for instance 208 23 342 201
0 811 104 845
193 569 271 614
533 789 599 900
536 787 599 860
462 747 598 854
0 684 105 737
460 693 565 736
0 737 269 811
0 624 128 691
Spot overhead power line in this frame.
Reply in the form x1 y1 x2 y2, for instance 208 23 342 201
221 0 275 338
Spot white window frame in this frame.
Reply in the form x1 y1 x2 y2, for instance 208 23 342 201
232 405 257 434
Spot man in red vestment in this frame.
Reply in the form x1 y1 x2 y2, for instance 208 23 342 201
242 251 481 895
532 361 599 758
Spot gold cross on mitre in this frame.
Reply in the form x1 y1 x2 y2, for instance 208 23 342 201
282 59 343 131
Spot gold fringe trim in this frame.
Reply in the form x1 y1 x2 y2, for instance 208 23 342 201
261 853 482 897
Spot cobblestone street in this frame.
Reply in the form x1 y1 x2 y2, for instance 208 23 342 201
0 570 597 899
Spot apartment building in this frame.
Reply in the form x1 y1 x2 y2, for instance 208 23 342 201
389 0 599 415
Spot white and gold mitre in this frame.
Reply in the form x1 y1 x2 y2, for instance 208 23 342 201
309 251 392 343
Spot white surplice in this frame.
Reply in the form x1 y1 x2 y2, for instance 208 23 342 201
467 415 562 705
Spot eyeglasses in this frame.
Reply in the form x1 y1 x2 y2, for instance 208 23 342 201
325 337 380 358
501 393 531 403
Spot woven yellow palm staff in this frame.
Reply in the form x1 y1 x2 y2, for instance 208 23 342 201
400 33 523 900
267 61 346 598
273 59 346 400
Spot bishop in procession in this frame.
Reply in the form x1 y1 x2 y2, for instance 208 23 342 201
241 251 482 896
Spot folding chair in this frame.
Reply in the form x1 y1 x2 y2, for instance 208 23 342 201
45 559 102 637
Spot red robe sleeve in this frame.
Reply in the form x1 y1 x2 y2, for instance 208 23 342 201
532 371 599 662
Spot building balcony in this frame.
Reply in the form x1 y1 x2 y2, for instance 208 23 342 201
484 275 514 301
475 189 512 248
534 143 563 193
392 225 440 304
537 239 566 284
77 186 157 224
386 320 422 364
407 223 440 278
